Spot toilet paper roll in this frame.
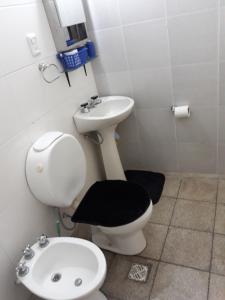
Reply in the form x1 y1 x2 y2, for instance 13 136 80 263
172 105 190 119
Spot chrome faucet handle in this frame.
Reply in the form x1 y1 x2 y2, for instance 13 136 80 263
90 95 101 105
23 244 34 260
88 98 96 108
37 234 49 248
91 95 98 100
16 262 29 277
80 102 90 113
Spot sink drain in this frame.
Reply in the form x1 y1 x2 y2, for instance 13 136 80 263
74 278 82 287
51 273 62 282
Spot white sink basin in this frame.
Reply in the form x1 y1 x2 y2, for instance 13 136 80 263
74 96 134 134
17 237 107 300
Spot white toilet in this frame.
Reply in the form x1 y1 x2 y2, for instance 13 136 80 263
92 203 153 255
26 132 153 256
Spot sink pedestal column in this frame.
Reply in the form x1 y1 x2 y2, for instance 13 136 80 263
99 125 126 180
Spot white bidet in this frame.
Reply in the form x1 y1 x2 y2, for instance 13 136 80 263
16 237 107 300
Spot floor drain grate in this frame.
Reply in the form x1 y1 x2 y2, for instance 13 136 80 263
128 263 151 283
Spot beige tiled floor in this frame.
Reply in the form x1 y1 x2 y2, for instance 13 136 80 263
102 256 158 300
150 197 176 225
212 234 225 276
209 273 225 300
215 205 225 234
162 175 181 198
161 227 212 271
100 175 225 300
150 263 209 300
217 180 225 203
178 177 217 202
171 199 215 232
141 223 168 260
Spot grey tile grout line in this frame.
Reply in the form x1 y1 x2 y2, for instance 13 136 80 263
159 179 183 259
163 189 218 204
175 197 217 204
210 270 225 277
213 231 225 238
207 178 219 300
149 222 215 235
141 256 212 276
106 252 117 270
159 259 210 274
161 195 178 199
103 250 116 267
147 178 183 300
213 201 225 206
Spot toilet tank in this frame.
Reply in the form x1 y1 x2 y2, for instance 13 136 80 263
26 132 86 207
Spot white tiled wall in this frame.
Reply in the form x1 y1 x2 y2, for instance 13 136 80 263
0 1 103 300
84 0 225 173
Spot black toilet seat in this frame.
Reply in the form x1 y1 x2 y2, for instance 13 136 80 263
71 180 151 227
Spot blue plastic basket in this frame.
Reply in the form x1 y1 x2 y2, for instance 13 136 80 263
86 41 96 59
57 47 88 71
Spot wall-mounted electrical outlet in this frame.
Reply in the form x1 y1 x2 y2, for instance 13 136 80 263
26 33 41 57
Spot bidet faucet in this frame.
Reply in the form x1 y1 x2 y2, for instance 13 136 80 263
37 234 49 248
80 102 90 113
23 244 34 260
16 262 29 277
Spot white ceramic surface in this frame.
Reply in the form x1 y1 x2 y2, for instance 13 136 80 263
74 96 134 134
92 201 153 255
26 132 86 208
17 237 107 300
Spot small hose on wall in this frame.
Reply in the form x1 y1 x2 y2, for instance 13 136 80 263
57 208 77 231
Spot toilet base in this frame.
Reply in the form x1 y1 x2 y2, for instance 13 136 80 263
46 290 107 300
91 226 146 255
79 291 107 300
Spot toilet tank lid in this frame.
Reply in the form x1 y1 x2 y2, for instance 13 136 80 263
33 132 64 152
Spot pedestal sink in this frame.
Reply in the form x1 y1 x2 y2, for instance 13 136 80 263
74 96 134 180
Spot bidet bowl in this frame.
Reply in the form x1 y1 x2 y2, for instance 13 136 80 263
17 237 107 300
74 96 134 133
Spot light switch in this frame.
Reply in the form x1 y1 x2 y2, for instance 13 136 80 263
26 33 41 57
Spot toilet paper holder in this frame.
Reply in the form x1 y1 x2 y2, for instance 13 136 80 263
171 105 176 112
171 105 191 118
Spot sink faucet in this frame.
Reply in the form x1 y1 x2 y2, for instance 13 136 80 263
37 234 49 248
80 96 102 113
16 262 29 277
23 244 34 260
88 95 101 108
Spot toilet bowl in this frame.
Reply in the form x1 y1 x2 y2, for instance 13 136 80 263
92 202 153 255
26 132 153 256
71 180 153 255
